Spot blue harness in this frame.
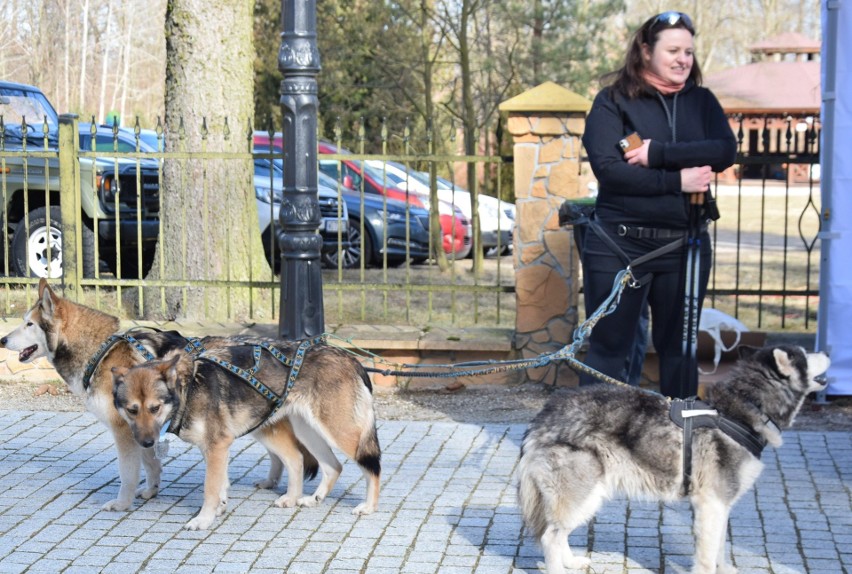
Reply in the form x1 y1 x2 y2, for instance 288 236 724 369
174 335 325 434
82 332 156 389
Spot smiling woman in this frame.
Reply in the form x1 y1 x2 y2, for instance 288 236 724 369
578 12 737 399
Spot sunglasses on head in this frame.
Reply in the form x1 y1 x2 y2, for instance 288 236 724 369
650 11 694 34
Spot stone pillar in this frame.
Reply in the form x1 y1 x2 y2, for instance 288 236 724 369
499 82 592 386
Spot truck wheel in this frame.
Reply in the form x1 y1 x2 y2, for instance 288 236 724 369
11 206 96 278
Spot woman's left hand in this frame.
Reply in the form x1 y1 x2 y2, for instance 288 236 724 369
624 139 651 167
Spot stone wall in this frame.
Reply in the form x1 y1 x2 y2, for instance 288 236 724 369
506 106 589 386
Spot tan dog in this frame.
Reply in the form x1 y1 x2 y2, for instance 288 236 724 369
0 279 316 511
112 341 381 530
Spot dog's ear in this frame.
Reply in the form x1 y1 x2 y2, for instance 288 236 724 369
157 354 181 383
737 345 760 360
111 366 129 380
39 281 58 319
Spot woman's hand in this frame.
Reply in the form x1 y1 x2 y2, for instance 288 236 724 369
624 139 651 167
681 165 712 192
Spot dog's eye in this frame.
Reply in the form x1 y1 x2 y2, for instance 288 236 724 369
126 407 139 416
150 405 160 414
26 322 33 327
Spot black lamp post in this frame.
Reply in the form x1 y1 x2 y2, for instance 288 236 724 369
278 0 324 339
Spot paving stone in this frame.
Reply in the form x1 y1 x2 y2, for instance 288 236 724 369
0 412 849 573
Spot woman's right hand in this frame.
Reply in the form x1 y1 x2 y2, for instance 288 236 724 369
681 166 712 193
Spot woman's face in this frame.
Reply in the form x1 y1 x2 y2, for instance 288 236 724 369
643 28 694 84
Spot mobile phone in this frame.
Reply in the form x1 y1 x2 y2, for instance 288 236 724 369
618 132 642 154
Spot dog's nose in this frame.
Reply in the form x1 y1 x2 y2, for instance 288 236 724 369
141 439 155 449
0 336 7 347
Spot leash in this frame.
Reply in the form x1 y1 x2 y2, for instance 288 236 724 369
325 268 640 388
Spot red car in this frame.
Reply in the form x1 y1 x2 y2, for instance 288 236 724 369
252 133 471 259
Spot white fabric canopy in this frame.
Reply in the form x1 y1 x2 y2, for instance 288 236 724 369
819 2 852 395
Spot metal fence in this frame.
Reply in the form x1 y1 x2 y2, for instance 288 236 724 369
704 114 821 331
0 113 821 332
0 117 515 328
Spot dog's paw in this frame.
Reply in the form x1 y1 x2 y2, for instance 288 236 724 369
563 555 590 569
255 478 278 490
715 565 738 574
216 499 227 517
137 486 159 500
101 499 132 512
351 502 377 516
184 514 215 531
297 494 321 508
274 494 298 508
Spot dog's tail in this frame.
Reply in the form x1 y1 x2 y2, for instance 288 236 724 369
354 367 381 479
300 444 320 480
516 441 549 540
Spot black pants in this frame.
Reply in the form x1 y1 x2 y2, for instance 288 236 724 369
579 230 711 398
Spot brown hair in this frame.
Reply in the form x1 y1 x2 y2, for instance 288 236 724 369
605 12 703 99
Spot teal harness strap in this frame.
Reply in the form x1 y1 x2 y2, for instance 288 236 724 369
196 352 283 407
82 332 157 390
183 337 205 356
195 336 324 427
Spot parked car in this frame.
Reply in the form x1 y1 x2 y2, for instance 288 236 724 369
318 171 430 268
252 151 349 270
256 136 470 259
365 159 514 256
0 80 160 278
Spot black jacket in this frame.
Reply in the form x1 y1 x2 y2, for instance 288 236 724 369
582 81 737 228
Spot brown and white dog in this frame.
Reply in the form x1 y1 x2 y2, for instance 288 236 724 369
0 279 330 514
112 342 381 529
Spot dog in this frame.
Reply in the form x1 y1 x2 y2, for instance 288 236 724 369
517 345 830 574
0 279 318 512
111 341 382 530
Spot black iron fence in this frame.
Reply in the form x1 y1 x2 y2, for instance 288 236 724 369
704 114 821 331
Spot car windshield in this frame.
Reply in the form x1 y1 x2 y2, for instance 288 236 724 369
0 88 59 128
0 88 60 148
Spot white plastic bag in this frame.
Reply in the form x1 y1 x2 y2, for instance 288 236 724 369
698 308 750 374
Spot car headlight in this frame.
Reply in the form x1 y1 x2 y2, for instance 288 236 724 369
386 210 406 221
256 185 284 204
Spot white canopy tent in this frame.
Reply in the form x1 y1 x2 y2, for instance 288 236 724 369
819 1 852 395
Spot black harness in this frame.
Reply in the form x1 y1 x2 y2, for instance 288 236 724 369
84 331 323 435
670 397 769 495
166 336 323 435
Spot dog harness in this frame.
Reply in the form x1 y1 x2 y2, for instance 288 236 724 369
169 335 325 435
82 332 156 390
670 398 768 495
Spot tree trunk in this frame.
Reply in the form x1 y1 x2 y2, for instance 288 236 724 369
144 0 269 321
79 0 90 111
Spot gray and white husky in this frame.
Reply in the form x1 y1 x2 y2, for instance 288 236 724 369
517 345 830 574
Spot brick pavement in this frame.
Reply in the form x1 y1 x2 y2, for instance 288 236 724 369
0 410 849 573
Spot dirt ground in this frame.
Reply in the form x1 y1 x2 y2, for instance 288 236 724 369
1 377 850 431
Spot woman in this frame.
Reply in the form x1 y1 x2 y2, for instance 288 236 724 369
580 11 737 398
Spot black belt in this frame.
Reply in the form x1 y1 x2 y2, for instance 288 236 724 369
615 224 687 239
